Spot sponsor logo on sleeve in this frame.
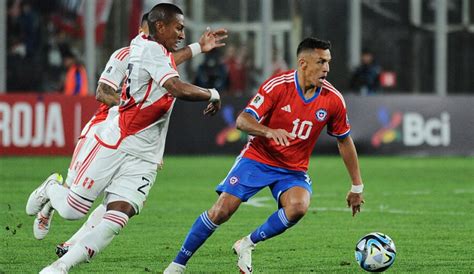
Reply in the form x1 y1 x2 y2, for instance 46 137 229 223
250 94 264 109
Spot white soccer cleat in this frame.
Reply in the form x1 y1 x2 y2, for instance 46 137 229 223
232 236 255 274
163 262 186 274
39 261 68 274
33 206 55 240
26 173 63 216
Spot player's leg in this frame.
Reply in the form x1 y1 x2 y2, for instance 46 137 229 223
249 186 310 244
40 199 134 274
47 141 106 220
32 137 98 240
164 193 242 273
233 170 312 274
165 157 262 273
56 138 108 251
56 204 107 257
27 141 119 222
41 154 157 272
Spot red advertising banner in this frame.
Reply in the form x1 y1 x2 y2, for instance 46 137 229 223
0 94 100 155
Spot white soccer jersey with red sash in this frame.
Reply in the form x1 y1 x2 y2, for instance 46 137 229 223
80 47 129 138
242 70 351 172
95 34 178 164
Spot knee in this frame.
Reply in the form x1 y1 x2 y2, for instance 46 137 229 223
59 205 87 220
207 205 233 225
102 210 129 234
285 202 309 222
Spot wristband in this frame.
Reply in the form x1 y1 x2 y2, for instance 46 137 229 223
189 43 202 57
208 88 220 102
351 184 364 193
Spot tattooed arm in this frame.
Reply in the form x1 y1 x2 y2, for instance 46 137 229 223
96 82 120 106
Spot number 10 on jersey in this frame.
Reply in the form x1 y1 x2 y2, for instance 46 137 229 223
290 119 313 140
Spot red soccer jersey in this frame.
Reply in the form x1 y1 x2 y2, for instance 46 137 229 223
241 70 350 171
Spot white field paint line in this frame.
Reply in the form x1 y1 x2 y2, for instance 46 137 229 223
244 197 273 208
308 207 466 216
453 189 474 194
244 197 467 216
382 190 431 196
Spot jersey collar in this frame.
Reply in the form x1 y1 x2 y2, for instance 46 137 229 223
294 71 321 103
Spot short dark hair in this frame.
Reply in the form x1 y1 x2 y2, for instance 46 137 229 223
148 3 183 23
141 12 149 26
147 3 183 36
297 38 331 56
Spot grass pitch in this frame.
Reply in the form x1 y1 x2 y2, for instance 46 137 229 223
1 156 473 273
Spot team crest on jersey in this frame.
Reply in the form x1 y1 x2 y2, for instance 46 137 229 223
315 108 328 122
229 176 239 185
250 94 264 109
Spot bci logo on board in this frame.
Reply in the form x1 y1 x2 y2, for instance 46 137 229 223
371 107 450 148
0 102 65 147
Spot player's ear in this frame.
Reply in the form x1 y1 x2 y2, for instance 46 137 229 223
297 57 307 70
156 21 165 34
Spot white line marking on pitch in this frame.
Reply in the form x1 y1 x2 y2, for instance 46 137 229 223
244 197 467 216
453 189 474 194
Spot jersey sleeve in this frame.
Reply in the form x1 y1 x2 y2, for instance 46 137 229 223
327 96 351 139
243 84 277 121
143 44 179 87
98 47 129 90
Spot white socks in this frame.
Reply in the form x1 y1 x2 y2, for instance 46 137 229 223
58 210 129 270
65 204 107 245
46 184 91 220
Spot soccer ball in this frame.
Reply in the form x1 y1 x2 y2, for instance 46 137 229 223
355 232 396 272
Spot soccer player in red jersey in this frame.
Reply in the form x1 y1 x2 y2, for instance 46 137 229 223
164 37 364 274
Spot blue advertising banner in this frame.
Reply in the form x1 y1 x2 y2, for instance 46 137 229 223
166 95 474 156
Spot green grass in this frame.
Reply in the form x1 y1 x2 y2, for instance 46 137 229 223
1 156 473 273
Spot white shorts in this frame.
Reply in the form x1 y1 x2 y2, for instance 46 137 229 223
69 139 158 214
66 137 97 187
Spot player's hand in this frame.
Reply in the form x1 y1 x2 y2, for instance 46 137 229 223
203 100 221 116
157 160 164 171
199 27 228 53
265 128 294 146
346 191 364 217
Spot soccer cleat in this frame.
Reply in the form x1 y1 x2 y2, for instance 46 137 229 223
163 262 186 274
56 243 72 258
39 260 68 274
33 206 55 240
232 237 255 274
26 173 63 216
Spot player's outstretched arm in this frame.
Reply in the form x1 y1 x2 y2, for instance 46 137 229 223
336 135 364 216
172 27 228 66
96 82 120 106
236 112 294 146
163 77 221 116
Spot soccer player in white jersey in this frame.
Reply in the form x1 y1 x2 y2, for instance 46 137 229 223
26 4 227 273
31 14 150 243
32 12 227 258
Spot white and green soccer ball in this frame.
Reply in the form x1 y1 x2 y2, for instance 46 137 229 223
355 232 396 272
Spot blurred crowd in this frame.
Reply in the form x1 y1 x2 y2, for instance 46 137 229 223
7 0 87 93
5 0 385 97
193 44 291 97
